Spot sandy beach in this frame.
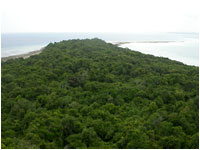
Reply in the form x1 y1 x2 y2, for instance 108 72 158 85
1 48 44 62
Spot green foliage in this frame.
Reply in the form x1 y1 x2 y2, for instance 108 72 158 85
1 38 199 148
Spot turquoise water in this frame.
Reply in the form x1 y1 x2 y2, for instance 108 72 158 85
1 32 199 66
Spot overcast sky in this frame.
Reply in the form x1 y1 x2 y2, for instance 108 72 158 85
1 0 199 33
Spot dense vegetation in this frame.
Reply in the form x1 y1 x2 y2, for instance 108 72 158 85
1 38 199 149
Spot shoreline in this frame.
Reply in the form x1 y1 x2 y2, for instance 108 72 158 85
2 40 197 66
111 41 184 46
1 48 44 62
1 41 183 62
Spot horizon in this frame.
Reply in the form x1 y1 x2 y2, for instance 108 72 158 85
1 32 198 66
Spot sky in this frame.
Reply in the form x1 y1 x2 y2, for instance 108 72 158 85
1 0 199 33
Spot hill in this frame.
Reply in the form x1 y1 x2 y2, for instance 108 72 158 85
1 38 199 148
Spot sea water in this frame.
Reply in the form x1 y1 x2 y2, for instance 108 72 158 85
1 32 199 66
119 39 199 66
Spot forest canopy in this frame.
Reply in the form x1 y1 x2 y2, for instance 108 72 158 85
1 38 199 149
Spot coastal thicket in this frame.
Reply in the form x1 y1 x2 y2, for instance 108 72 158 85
1 39 199 149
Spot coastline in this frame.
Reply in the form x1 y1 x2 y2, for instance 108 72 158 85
1 48 44 62
1 40 198 66
111 41 184 46
118 41 198 66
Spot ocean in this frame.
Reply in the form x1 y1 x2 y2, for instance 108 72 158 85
1 32 199 66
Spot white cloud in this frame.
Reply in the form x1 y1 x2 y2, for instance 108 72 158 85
1 0 199 33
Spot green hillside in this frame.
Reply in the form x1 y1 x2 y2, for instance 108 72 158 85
1 38 199 149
